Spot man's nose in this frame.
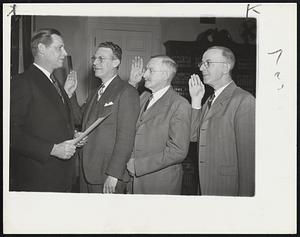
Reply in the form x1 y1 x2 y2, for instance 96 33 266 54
199 64 205 71
143 70 149 78
62 48 68 56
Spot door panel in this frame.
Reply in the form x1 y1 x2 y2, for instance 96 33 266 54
94 29 152 81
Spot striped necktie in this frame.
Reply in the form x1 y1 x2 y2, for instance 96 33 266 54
97 84 106 101
143 93 153 112
207 93 215 110
50 74 64 103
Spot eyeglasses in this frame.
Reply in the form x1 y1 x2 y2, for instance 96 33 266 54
91 56 113 63
198 61 227 68
146 68 166 74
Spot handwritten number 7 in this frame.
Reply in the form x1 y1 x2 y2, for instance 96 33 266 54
268 49 283 65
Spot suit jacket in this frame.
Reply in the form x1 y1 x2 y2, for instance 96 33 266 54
191 81 255 196
10 64 77 192
82 76 140 184
132 87 191 194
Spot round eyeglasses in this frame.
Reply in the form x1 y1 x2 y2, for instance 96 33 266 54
198 61 227 68
91 56 114 63
146 68 166 74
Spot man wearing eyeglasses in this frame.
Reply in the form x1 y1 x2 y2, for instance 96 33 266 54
68 42 140 193
189 46 255 196
127 55 191 194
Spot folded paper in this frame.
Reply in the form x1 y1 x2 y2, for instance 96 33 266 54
72 112 112 145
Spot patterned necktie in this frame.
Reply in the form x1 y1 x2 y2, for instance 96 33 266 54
143 93 153 112
97 84 106 101
207 93 215 110
50 74 64 103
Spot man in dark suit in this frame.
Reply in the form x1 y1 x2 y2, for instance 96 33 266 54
189 46 255 196
10 28 81 192
76 42 140 194
127 55 191 194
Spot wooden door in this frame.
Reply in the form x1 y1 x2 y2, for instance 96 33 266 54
93 29 152 81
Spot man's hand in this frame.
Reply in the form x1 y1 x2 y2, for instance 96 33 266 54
73 130 88 148
126 158 135 176
188 74 205 108
64 70 78 98
103 175 118 193
129 56 144 88
50 140 76 159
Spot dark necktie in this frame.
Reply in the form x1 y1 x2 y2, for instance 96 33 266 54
207 93 215 110
143 94 153 112
97 84 106 101
50 74 64 103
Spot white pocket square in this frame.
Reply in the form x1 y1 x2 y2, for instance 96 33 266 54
104 102 114 107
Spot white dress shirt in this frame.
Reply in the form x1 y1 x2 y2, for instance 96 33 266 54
33 63 53 82
211 81 232 105
146 85 170 110
101 74 117 93
192 81 233 110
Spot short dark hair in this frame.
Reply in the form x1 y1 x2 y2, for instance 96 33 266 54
98 41 122 62
31 28 61 57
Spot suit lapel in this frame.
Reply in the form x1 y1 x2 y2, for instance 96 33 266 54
82 76 121 129
82 88 98 130
31 65 71 126
136 91 151 126
97 77 119 112
203 81 237 122
137 87 173 127
199 102 209 124
51 74 73 125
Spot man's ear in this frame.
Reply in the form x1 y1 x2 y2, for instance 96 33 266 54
37 43 46 55
112 58 120 68
163 70 170 82
223 63 231 74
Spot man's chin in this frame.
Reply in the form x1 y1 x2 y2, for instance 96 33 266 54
203 77 209 84
144 82 150 89
95 72 103 78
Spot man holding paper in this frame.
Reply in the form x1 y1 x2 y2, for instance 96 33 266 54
68 42 140 194
10 29 84 192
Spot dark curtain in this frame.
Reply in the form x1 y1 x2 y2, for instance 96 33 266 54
22 16 33 71
10 15 33 78
10 15 20 78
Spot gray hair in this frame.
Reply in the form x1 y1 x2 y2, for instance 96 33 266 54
208 46 236 71
151 55 177 81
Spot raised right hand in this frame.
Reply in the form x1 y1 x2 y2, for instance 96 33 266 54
64 70 78 98
129 56 144 87
188 74 205 108
50 140 76 160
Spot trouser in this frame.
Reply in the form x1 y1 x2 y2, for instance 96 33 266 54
80 175 128 194
79 158 129 194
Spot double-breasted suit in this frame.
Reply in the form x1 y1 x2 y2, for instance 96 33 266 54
191 81 255 196
10 64 77 192
81 76 140 187
132 88 191 194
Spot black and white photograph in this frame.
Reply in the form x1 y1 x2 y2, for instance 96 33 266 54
3 3 296 234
